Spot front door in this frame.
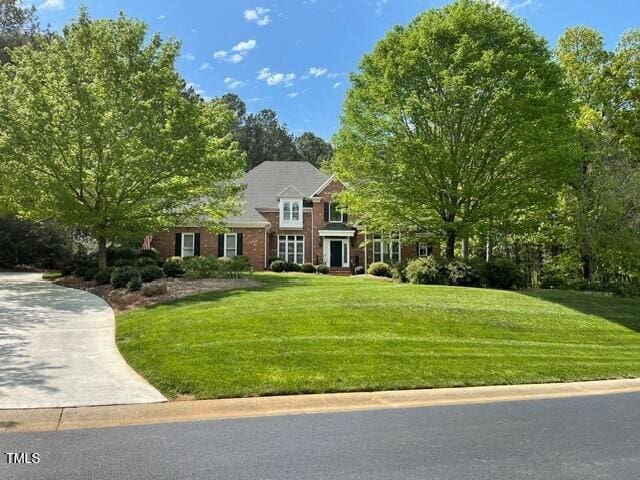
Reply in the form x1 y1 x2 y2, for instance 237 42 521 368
330 240 343 267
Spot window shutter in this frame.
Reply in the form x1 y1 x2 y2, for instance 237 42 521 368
343 212 348 224
324 202 329 222
194 233 201 256
217 234 224 257
237 233 243 255
175 233 182 257
416 242 420 256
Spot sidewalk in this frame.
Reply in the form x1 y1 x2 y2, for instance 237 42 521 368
3 377 640 433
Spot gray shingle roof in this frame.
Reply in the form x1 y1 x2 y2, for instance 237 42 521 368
226 161 330 226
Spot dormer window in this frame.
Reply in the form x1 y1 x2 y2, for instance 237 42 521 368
280 199 303 228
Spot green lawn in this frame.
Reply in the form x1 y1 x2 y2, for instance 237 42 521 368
116 273 640 399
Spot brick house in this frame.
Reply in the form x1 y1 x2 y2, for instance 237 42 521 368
153 161 438 272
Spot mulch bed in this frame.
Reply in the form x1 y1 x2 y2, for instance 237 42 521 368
54 276 257 313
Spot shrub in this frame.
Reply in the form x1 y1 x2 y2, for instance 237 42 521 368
445 259 484 287
228 256 252 276
111 266 140 289
94 267 114 285
81 266 99 281
270 260 286 272
285 262 301 272
106 246 138 266
142 282 168 297
301 263 316 273
484 258 526 290
138 249 159 259
354 265 365 275
404 257 440 284
127 275 142 292
140 264 164 283
163 257 185 277
391 261 408 282
136 256 157 268
368 262 392 278
184 256 220 279
114 258 134 267
267 257 282 267
316 264 330 274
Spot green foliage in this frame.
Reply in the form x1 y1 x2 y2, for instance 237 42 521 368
270 260 286 273
114 259 134 268
163 257 185 277
445 259 484 287
94 267 114 285
0 0 41 65
0 8 245 267
301 263 316 273
239 109 300 169
368 262 391 277
405 258 440 285
484 258 526 290
81 266 99 281
284 262 301 272
127 275 142 292
0 215 72 269
183 255 251 279
295 132 333 167
142 282 168 297
139 264 164 283
136 256 158 268
333 0 577 258
316 264 330 275
111 266 140 289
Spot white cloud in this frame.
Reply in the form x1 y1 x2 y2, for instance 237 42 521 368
199 62 214 71
214 40 256 64
287 92 300 98
181 52 195 61
244 7 271 26
485 0 540 10
327 72 340 79
224 77 245 90
333 82 342 88
190 28 197 34
257 68 296 87
308 67 328 78
39 0 64 10
157 14 166 20
374 0 388 16
232 39 257 53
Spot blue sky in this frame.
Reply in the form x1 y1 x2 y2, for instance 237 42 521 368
36 0 640 140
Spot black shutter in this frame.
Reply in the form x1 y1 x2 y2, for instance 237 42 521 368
237 233 243 255
343 212 348 224
217 234 224 257
194 233 201 256
416 242 420 256
324 202 329 222
175 233 182 257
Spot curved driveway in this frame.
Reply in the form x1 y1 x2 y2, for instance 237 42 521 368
0 273 165 409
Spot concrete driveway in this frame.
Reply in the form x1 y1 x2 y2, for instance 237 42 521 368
0 272 165 409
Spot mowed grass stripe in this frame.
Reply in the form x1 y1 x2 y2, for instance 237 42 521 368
117 273 640 399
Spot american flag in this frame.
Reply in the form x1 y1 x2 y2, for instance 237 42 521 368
142 235 153 250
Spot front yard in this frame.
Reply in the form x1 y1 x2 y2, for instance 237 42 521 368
116 273 640 400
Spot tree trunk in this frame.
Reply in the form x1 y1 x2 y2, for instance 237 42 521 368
445 230 456 261
97 235 107 269
461 237 469 260
581 253 594 283
485 237 494 262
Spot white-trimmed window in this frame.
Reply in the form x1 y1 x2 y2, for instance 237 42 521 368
280 200 302 228
418 243 432 257
328 202 345 223
181 233 195 258
373 235 401 263
224 233 237 258
278 235 304 264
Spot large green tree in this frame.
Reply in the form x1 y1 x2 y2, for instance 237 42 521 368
332 0 576 259
0 9 244 267
295 132 333 167
239 108 300 169
557 27 640 281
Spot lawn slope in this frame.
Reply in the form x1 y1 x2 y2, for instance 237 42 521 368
116 273 640 399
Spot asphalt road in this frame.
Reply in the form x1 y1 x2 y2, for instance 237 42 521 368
2 392 640 479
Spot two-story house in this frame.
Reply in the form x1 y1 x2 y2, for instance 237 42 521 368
153 161 438 272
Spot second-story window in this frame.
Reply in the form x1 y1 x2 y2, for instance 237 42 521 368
280 199 302 228
328 202 345 223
